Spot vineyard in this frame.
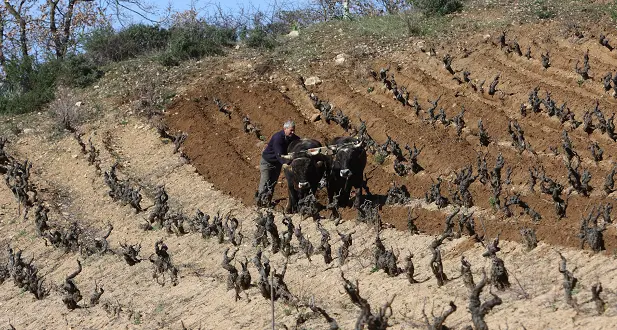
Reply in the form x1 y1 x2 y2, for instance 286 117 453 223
2 3 617 329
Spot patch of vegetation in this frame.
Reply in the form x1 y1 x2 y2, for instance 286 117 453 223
489 196 497 210
244 27 277 50
0 58 59 115
0 53 103 115
163 22 236 65
57 54 104 88
374 152 387 165
604 0 617 22
84 25 170 64
404 11 451 37
15 230 28 239
154 303 165 313
409 0 463 16
532 0 556 19
84 22 235 68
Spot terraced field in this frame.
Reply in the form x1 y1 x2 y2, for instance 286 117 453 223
2 5 617 329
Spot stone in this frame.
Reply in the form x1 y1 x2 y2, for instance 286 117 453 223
415 40 425 52
335 53 346 65
304 76 322 86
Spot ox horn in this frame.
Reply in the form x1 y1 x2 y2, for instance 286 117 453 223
280 154 293 160
353 140 363 148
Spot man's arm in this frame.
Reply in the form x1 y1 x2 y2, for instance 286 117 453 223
273 134 289 165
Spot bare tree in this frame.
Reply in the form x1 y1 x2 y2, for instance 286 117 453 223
468 270 502 330
0 9 6 74
423 301 456 330
3 1 29 62
557 252 578 308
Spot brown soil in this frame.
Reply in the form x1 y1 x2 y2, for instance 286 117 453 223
166 20 617 252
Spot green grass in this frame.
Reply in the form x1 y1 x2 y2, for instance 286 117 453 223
488 196 498 210
374 154 386 165
154 303 165 313
15 230 28 239
331 13 450 39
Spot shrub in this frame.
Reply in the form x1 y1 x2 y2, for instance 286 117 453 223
83 24 170 64
157 52 180 67
532 0 556 19
57 54 104 88
245 27 277 49
374 151 387 165
409 0 463 16
166 22 236 61
48 86 82 131
0 58 59 114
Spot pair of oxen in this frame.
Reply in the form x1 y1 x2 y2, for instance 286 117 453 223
281 136 367 214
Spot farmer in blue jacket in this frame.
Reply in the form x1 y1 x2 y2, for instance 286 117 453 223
256 120 299 206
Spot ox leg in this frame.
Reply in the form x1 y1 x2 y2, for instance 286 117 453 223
339 186 352 207
285 178 299 214
283 168 298 214
287 188 299 214
327 181 337 206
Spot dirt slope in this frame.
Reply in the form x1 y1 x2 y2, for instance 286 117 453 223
2 4 617 330
166 19 617 251
2 113 617 329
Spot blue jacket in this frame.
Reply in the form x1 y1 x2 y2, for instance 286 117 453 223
262 130 299 165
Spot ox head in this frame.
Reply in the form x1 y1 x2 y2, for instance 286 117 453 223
282 148 329 191
283 157 326 191
329 139 364 178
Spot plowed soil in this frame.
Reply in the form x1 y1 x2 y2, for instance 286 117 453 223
166 20 617 252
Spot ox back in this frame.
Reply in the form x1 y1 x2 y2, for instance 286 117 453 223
283 138 329 213
328 136 367 207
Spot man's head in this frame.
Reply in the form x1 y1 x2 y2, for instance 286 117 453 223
283 120 296 137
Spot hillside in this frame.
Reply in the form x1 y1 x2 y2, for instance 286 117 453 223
2 1 617 329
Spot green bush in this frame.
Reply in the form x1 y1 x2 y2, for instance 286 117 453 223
532 0 556 19
374 151 387 165
489 196 497 210
166 23 236 61
156 52 180 67
57 54 103 88
0 58 59 114
245 27 277 49
84 24 170 64
409 0 463 16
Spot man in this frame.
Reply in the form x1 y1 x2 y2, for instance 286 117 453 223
256 120 300 207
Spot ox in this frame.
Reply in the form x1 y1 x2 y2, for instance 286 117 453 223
327 137 367 208
281 139 330 214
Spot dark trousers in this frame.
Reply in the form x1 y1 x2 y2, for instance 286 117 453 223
258 157 282 200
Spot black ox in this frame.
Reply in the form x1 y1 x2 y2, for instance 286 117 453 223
282 138 330 214
327 137 367 208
